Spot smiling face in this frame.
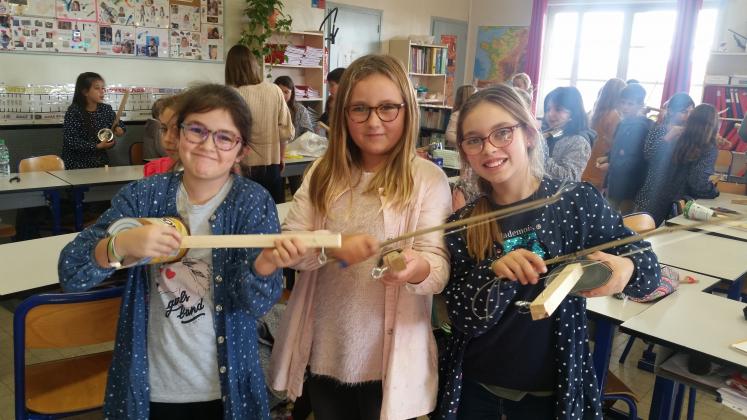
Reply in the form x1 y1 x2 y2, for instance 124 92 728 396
461 101 533 195
345 73 406 171
178 108 244 185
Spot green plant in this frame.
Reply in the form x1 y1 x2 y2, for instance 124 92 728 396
240 0 293 62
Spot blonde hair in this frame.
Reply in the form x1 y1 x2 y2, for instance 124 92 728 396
511 72 533 93
308 54 419 217
456 85 546 260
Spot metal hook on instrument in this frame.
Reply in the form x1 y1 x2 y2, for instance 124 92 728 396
317 247 328 266
371 265 389 279
514 300 531 314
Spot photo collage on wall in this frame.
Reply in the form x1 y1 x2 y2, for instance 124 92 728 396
0 0 222 60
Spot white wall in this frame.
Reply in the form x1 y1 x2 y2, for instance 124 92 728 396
1 0 468 87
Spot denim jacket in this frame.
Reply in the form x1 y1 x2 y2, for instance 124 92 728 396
58 173 283 419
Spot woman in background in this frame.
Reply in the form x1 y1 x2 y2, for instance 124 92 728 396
274 75 315 138
541 86 592 181
582 78 626 190
225 44 294 203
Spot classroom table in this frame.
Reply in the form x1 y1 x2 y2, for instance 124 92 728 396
283 157 316 177
0 203 292 296
619 291 747 420
586 270 720 391
0 172 69 234
665 192 747 241
648 230 747 299
47 165 145 231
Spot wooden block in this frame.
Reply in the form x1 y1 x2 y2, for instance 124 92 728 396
383 250 407 272
181 233 342 249
529 263 584 321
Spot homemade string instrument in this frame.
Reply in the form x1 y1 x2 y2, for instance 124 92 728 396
97 89 130 143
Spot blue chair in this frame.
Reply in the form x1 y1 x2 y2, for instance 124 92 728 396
13 286 123 420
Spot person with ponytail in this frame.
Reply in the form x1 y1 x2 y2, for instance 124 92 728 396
434 85 660 419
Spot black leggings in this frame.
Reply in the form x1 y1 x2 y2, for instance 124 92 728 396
243 164 285 204
306 375 382 420
149 400 223 420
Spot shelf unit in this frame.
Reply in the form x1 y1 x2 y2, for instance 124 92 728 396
264 31 326 115
703 52 747 153
389 39 448 107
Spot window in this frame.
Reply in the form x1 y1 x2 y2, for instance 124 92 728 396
538 3 719 116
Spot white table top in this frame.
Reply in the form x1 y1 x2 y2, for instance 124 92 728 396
649 230 747 281
0 171 70 193
0 233 77 295
666 193 747 241
621 291 747 369
0 203 292 296
47 165 145 186
585 268 721 323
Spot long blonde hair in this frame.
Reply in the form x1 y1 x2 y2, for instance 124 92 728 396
456 86 546 260
308 54 419 217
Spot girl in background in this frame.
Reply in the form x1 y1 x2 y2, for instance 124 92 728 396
225 44 294 203
582 78 626 190
637 103 718 225
541 86 592 181
634 92 695 225
143 94 180 176
435 85 660 419
274 75 315 138
445 85 477 146
62 72 124 169
59 84 284 420
269 54 452 420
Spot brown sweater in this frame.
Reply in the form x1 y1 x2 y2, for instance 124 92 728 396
234 82 294 166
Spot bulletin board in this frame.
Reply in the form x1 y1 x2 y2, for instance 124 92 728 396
0 0 223 61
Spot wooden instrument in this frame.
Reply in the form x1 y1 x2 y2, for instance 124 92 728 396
181 233 341 249
97 89 130 143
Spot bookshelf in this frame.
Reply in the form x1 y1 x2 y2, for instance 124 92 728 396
264 31 326 116
703 52 747 152
389 39 448 106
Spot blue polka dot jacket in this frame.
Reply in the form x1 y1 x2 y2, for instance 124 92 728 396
435 179 661 419
58 173 283 419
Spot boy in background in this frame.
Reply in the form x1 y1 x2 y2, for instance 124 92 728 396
604 83 653 214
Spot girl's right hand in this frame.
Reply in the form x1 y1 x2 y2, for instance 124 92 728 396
115 225 182 259
96 140 116 150
490 249 547 285
332 234 379 266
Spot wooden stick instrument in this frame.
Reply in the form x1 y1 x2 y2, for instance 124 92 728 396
181 233 341 249
529 263 583 320
112 89 130 130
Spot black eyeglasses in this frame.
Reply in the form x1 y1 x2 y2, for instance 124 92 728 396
460 124 523 155
180 122 242 151
346 103 405 123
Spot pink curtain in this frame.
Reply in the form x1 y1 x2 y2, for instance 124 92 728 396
525 0 548 112
660 0 703 106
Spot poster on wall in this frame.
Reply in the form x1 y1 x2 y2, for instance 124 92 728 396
11 16 55 51
200 0 220 24
473 26 528 88
142 0 169 28
440 34 457 106
54 19 97 52
135 26 167 57
99 24 134 54
169 3 199 31
169 28 199 59
0 15 12 50
202 23 219 60
0 0 55 17
97 0 133 26
55 0 96 21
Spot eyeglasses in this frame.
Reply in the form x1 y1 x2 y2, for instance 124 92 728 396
460 124 523 155
346 103 405 123
180 122 242 151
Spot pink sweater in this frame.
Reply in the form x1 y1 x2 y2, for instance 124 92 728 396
269 157 452 420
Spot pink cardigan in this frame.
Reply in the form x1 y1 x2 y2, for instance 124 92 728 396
269 157 452 420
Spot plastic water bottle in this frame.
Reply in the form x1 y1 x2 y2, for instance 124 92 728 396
0 139 10 177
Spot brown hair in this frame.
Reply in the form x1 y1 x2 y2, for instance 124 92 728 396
308 54 419 217
453 85 477 112
456 85 545 260
673 103 718 164
175 84 252 148
591 78 626 128
225 44 262 87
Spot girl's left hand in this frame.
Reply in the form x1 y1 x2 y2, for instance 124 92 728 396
577 251 634 298
114 126 125 137
379 249 430 287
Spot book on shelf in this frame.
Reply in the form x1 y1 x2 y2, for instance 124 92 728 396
265 44 323 66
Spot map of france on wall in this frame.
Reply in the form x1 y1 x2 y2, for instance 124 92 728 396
473 26 529 88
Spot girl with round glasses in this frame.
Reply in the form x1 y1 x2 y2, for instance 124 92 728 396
435 85 660 419
268 54 452 420
59 84 285 419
